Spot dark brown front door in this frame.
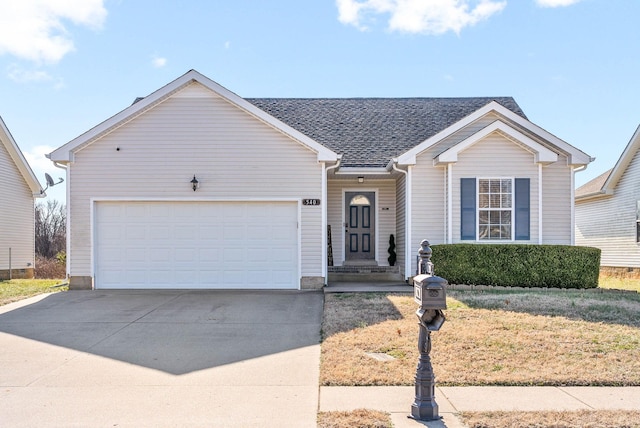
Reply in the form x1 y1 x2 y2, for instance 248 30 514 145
345 192 375 261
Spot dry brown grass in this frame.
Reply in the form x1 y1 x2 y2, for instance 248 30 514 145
320 290 640 386
317 409 392 428
461 410 640 428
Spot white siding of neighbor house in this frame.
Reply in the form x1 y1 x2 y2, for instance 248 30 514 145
68 82 323 281
449 133 540 243
576 149 640 267
0 141 35 270
327 179 396 266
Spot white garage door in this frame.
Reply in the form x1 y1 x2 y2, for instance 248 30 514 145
95 201 298 289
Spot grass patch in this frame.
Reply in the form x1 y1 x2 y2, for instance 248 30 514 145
317 409 392 428
599 276 640 292
461 410 640 428
0 279 67 306
320 290 640 386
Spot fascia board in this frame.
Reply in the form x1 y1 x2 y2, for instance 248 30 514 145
48 69 338 163
0 116 44 196
602 124 640 193
575 190 612 202
435 120 558 164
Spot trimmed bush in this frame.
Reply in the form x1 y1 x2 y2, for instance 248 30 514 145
430 244 600 289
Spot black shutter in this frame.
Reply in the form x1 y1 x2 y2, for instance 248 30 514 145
461 178 476 240
515 178 530 240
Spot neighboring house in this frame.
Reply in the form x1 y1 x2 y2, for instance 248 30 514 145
48 70 593 290
575 125 640 274
0 116 45 280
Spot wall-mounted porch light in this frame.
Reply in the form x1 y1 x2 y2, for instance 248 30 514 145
358 176 364 183
191 175 199 191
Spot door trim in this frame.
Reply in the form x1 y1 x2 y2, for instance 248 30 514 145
341 189 379 264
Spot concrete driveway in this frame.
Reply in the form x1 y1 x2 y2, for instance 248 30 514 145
0 290 324 427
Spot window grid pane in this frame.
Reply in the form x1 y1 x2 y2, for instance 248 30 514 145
478 178 513 241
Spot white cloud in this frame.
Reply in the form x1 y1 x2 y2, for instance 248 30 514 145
0 0 107 64
535 0 583 7
336 0 506 35
224 41 231 49
152 56 167 68
7 64 53 83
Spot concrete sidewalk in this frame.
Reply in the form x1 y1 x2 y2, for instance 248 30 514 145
320 386 640 427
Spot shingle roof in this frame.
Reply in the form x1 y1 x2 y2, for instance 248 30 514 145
575 169 612 198
247 97 526 167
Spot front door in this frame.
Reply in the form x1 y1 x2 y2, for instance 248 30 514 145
345 191 375 261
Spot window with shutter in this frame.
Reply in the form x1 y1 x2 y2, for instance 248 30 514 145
460 177 530 241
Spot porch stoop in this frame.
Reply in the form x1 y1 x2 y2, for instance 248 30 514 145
326 266 410 293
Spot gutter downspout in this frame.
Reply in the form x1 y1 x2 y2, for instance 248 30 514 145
52 161 70 279
392 159 410 281
323 156 342 283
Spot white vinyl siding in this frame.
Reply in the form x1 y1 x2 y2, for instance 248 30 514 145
327 180 396 266
395 173 406 275
576 149 640 267
447 133 540 243
541 154 572 244
411 158 446 275
0 141 35 271
68 82 323 284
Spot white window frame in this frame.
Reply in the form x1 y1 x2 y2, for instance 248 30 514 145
476 177 515 241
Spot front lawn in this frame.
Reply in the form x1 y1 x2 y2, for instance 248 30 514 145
0 279 67 306
321 289 640 386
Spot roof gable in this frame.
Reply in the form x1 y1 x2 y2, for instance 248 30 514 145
0 116 44 197
434 120 558 165
396 101 592 167
48 70 338 164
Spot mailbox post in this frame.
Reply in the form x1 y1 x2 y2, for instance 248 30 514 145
411 240 447 421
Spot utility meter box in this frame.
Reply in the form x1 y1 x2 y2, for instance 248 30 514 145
414 274 447 310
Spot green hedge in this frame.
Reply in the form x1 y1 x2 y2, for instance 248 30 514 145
430 244 601 289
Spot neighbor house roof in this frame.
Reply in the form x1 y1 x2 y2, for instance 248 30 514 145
575 124 640 201
0 115 44 197
248 97 526 167
575 169 612 199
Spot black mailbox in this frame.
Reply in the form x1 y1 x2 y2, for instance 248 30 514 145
414 274 447 310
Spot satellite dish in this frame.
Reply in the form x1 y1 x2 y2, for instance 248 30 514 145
45 173 55 187
42 173 64 193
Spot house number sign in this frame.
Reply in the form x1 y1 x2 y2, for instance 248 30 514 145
303 199 321 206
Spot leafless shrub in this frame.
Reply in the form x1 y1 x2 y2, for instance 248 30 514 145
35 254 66 279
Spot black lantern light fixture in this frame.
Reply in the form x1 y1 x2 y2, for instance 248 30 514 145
190 175 199 191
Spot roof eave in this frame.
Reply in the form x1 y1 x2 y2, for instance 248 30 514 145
0 116 45 196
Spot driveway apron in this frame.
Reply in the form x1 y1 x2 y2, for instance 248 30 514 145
0 290 323 427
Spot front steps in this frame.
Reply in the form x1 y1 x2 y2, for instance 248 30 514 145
327 265 405 283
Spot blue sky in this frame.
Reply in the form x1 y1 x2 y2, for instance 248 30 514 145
1 0 638 203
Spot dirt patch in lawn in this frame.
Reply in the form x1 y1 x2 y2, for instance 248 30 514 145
461 410 640 428
320 290 640 386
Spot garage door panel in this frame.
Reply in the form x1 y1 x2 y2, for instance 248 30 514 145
95 201 298 289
